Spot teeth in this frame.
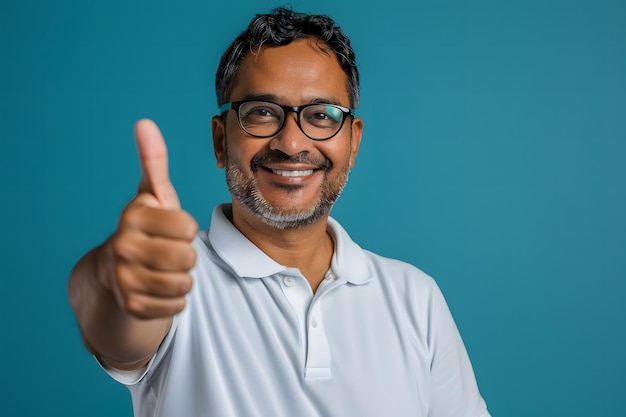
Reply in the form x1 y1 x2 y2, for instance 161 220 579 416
272 169 314 177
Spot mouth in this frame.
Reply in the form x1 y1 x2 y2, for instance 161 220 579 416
269 168 315 177
251 152 331 177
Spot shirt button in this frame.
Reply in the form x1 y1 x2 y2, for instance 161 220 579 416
310 317 318 328
283 276 295 287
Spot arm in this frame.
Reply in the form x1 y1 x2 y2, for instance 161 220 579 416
68 242 173 370
68 119 198 370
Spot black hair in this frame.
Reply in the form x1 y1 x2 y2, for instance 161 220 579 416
215 7 359 108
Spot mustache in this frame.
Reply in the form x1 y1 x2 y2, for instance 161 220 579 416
250 151 332 171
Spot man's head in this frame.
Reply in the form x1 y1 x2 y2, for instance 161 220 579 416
212 8 362 230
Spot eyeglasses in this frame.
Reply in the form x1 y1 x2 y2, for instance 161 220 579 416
219 100 353 141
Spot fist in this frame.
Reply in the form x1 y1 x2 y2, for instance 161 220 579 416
103 119 198 319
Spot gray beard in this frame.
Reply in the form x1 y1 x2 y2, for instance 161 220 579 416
224 140 350 230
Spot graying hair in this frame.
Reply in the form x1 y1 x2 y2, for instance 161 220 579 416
215 7 360 108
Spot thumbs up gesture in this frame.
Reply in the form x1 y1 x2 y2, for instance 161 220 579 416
103 119 198 320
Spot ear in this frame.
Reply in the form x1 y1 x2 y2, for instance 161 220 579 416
349 116 363 168
211 115 226 169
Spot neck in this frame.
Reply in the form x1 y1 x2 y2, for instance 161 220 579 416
230 203 334 292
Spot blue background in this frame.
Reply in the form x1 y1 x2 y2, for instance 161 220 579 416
1 0 625 415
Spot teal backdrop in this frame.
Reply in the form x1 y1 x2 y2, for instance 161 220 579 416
1 0 624 415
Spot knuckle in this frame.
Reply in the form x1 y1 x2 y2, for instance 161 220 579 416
178 273 193 294
113 265 135 291
124 296 147 318
120 204 145 229
113 280 137 311
110 235 135 261
182 213 199 240
171 211 196 241
173 298 187 314
181 246 197 270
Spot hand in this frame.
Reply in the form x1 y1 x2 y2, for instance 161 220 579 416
103 119 198 320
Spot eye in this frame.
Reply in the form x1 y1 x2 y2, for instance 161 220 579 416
304 105 344 127
240 102 282 123
243 106 278 118
312 111 331 121
323 105 344 122
248 107 274 117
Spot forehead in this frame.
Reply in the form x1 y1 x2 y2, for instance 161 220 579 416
229 39 350 105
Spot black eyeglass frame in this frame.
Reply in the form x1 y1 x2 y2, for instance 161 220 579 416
219 99 354 141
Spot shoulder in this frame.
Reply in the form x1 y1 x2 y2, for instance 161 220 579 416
364 249 432 281
362 249 443 300
328 216 440 294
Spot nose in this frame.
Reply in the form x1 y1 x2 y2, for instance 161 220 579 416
268 113 312 156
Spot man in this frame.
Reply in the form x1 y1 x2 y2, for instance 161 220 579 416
69 8 491 417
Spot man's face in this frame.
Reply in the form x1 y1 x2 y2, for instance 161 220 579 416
212 39 363 229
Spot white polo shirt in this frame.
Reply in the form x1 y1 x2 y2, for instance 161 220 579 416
104 204 490 417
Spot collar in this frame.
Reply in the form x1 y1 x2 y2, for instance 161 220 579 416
207 204 373 285
326 217 372 285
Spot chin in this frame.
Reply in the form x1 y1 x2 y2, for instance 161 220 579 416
248 200 332 230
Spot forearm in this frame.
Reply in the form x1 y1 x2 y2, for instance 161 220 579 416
68 243 171 370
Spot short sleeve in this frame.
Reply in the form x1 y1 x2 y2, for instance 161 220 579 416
96 312 181 386
427 285 490 417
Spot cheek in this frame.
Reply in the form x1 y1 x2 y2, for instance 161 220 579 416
322 140 353 168
226 136 264 169
224 121 250 164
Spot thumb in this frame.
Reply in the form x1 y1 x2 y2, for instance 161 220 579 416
134 119 181 210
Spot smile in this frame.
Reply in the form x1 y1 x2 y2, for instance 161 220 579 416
270 168 315 177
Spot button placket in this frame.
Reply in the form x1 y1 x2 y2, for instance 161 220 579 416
276 273 313 371
304 301 331 380
276 272 343 381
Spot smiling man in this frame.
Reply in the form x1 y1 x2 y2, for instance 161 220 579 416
69 8 491 417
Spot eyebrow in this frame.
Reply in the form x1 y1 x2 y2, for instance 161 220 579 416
241 92 344 106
